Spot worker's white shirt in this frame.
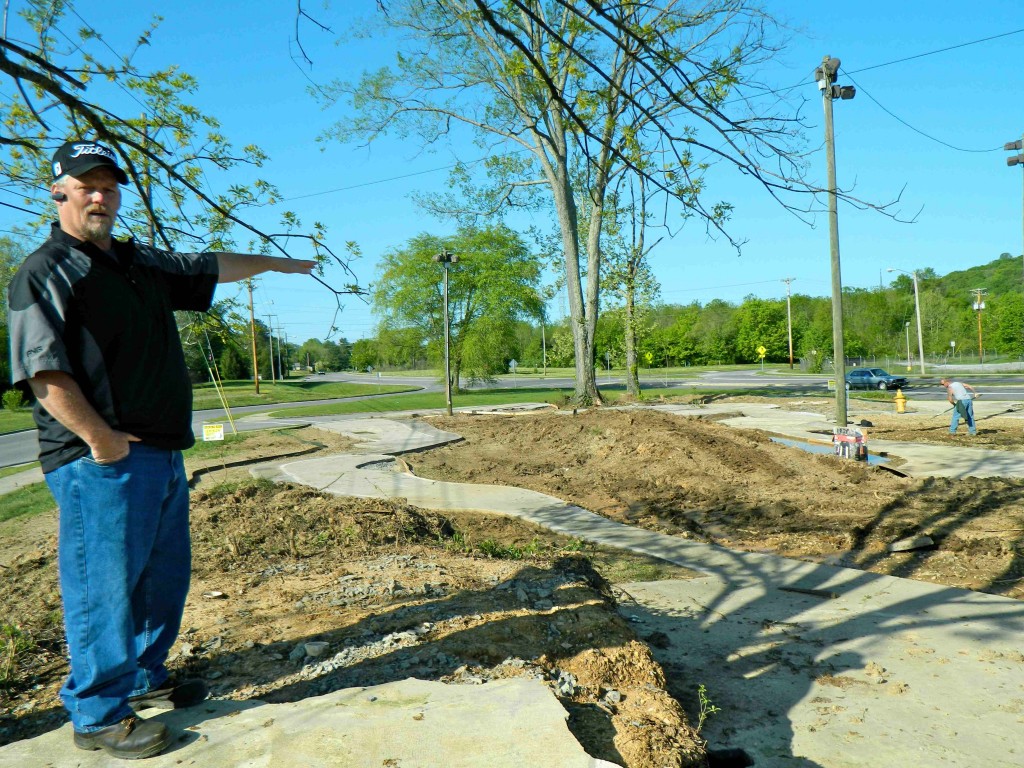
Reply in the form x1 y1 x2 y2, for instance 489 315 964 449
947 381 972 402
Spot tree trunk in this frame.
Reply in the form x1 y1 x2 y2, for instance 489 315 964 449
550 158 601 405
624 276 640 397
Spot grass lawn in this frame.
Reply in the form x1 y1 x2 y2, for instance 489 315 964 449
191 379 419 410
0 410 35 434
0 482 55 524
0 462 39 480
273 387 575 417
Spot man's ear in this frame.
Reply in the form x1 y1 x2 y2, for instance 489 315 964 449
51 185 67 202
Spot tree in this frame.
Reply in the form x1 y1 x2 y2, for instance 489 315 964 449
690 299 737 365
371 225 541 387
318 1 901 404
218 345 249 381
0 4 361 304
735 297 787 362
0 235 30 388
992 294 1024 359
350 338 379 371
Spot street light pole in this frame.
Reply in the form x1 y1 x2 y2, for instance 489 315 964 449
432 248 459 416
911 272 925 376
782 277 795 369
815 55 855 426
1003 134 1024 293
266 314 277 384
888 268 926 376
904 321 911 370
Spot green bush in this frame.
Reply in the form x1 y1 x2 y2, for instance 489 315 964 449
2 389 25 411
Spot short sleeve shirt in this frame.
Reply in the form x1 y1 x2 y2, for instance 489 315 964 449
7 224 219 472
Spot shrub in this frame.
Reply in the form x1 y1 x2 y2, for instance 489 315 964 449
2 388 25 411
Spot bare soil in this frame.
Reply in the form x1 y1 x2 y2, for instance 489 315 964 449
3 399 1022 767
0 427 705 768
407 399 1024 600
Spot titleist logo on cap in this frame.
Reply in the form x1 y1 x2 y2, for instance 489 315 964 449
69 143 117 161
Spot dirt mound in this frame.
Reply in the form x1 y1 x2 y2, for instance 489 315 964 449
0 479 705 768
409 408 1024 598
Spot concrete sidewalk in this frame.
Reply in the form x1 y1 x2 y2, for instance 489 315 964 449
265 411 1024 767
5 404 1024 767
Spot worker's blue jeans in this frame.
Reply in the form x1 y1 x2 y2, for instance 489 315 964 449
45 444 191 733
950 399 976 435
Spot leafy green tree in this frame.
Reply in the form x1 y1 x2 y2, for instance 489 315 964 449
0 3 362 321
218 345 249 381
371 225 541 388
690 299 738 365
0 235 30 388
318 1 847 404
376 327 427 370
992 293 1024 358
350 338 379 371
735 297 787 362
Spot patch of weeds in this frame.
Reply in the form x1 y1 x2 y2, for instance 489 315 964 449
522 537 544 557
695 683 721 734
444 529 471 554
560 538 587 553
589 551 696 585
477 538 524 559
0 623 35 689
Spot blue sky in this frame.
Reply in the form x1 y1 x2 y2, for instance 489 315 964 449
3 1 1023 345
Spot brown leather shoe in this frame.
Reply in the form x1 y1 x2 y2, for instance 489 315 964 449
129 677 209 710
73 715 170 759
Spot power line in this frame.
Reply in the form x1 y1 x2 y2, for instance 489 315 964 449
845 27 1024 76
841 71 1002 153
277 27 1024 202
280 158 487 202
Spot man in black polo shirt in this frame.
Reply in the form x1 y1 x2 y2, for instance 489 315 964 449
7 140 314 759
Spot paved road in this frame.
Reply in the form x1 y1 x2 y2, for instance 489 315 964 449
3 369 1021 469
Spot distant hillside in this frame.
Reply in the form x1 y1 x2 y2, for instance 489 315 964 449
935 253 1024 299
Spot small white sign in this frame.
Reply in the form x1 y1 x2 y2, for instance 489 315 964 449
202 423 225 442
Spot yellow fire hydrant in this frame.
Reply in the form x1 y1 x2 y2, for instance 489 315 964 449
894 388 907 414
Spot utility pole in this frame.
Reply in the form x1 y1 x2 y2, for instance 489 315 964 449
815 55 856 426
1004 134 1024 293
971 289 987 364
782 278 795 369
247 280 259 394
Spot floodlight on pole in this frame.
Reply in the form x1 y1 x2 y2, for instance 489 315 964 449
888 268 926 375
815 54 855 426
432 248 459 416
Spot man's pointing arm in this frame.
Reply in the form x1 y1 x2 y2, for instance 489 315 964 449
215 253 316 284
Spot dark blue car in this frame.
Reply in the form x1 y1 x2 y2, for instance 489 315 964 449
845 368 909 391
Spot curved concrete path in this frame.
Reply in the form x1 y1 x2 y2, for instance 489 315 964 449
5 405 1024 767
267 410 1024 768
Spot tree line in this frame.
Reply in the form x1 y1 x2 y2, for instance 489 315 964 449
4 224 1020 396
349 250 1024 376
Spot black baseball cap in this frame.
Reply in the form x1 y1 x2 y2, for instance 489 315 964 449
51 140 128 185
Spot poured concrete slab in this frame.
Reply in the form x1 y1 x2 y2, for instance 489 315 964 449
0 678 616 768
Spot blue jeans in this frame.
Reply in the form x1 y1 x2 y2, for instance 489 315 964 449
950 399 976 435
45 444 191 733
